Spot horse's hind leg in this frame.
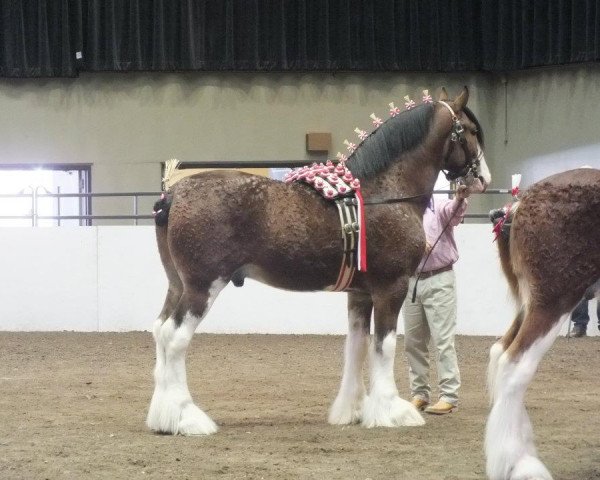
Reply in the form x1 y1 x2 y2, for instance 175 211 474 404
487 307 524 402
155 223 184 323
361 283 424 427
329 292 372 425
147 278 227 435
485 306 567 480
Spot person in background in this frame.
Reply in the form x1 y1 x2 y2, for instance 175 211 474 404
402 183 471 415
568 297 600 338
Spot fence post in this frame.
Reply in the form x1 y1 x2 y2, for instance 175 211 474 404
133 195 139 226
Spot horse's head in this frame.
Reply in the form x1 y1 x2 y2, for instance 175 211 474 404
436 87 491 193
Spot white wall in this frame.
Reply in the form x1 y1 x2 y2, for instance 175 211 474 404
0 226 596 336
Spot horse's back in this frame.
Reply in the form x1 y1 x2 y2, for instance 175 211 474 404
510 168 600 308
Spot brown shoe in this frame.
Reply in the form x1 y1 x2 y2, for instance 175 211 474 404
411 397 429 411
424 400 456 415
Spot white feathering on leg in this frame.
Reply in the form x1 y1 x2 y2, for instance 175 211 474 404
329 308 369 425
361 332 424 427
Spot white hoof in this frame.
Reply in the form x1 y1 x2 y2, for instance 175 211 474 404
328 393 364 425
146 388 217 436
509 455 553 480
178 403 218 436
361 394 425 428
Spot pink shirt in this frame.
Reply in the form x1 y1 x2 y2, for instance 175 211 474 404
417 196 468 273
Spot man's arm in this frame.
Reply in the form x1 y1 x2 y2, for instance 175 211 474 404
438 185 471 226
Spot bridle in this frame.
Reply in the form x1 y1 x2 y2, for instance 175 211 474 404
437 100 484 182
363 101 484 207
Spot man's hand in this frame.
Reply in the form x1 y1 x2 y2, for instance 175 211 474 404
455 184 471 200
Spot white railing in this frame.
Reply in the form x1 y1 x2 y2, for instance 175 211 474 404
0 189 514 226
0 191 160 226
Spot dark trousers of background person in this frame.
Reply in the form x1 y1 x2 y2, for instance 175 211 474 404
572 298 600 333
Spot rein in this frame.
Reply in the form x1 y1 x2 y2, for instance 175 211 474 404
363 193 429 205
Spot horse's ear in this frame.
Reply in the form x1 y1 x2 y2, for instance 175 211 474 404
453 86 469 111
438 87 449 101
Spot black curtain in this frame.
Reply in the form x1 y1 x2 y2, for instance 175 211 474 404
0 0 81 77
1 0 599 78
79 0 483 72
482 0 600 70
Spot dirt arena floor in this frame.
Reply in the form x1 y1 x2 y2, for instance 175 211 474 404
0 332 598 480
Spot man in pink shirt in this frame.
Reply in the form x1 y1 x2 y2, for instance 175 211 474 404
402 184 471 415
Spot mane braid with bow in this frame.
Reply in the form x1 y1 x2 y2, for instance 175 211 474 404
345 103 434 179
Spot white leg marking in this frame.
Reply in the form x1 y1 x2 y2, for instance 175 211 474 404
361 332 424 427
329 308 369 425
487 341 505 404
485 316 567 480
147 278 226 435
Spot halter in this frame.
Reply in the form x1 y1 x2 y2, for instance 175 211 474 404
437 100 482 182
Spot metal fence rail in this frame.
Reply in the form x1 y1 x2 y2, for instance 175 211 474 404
0 189 513 226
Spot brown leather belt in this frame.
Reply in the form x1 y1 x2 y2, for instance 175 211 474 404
419 264 453 279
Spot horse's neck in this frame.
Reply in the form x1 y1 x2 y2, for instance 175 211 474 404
361 111 450 201
361 151 441 200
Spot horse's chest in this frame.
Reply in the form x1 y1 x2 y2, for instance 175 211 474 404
365 211 424 272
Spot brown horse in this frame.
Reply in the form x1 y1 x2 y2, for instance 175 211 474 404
486 167 600 479
146 87 491 435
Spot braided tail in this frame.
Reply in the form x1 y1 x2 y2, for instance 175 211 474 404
153 193 171 227
153 158 180 226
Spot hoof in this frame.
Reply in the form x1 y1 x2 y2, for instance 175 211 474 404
361 394 425 428
147 388 218 436
509 455 553 480
178 403 218 436
328 394 364 425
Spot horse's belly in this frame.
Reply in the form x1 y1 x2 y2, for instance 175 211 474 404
237 256 342 292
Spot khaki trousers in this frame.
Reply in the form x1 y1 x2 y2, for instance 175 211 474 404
402 270 461 406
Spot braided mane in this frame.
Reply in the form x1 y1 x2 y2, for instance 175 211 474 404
345 103 434 179
344 103 484 180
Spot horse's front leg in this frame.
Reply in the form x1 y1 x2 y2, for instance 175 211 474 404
362 282 425 427
329 292 372 425
147 280 226 435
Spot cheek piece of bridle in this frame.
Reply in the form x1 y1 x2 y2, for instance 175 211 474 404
437 100 482 182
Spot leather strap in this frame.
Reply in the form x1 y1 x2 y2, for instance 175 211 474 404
331 196 359 291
